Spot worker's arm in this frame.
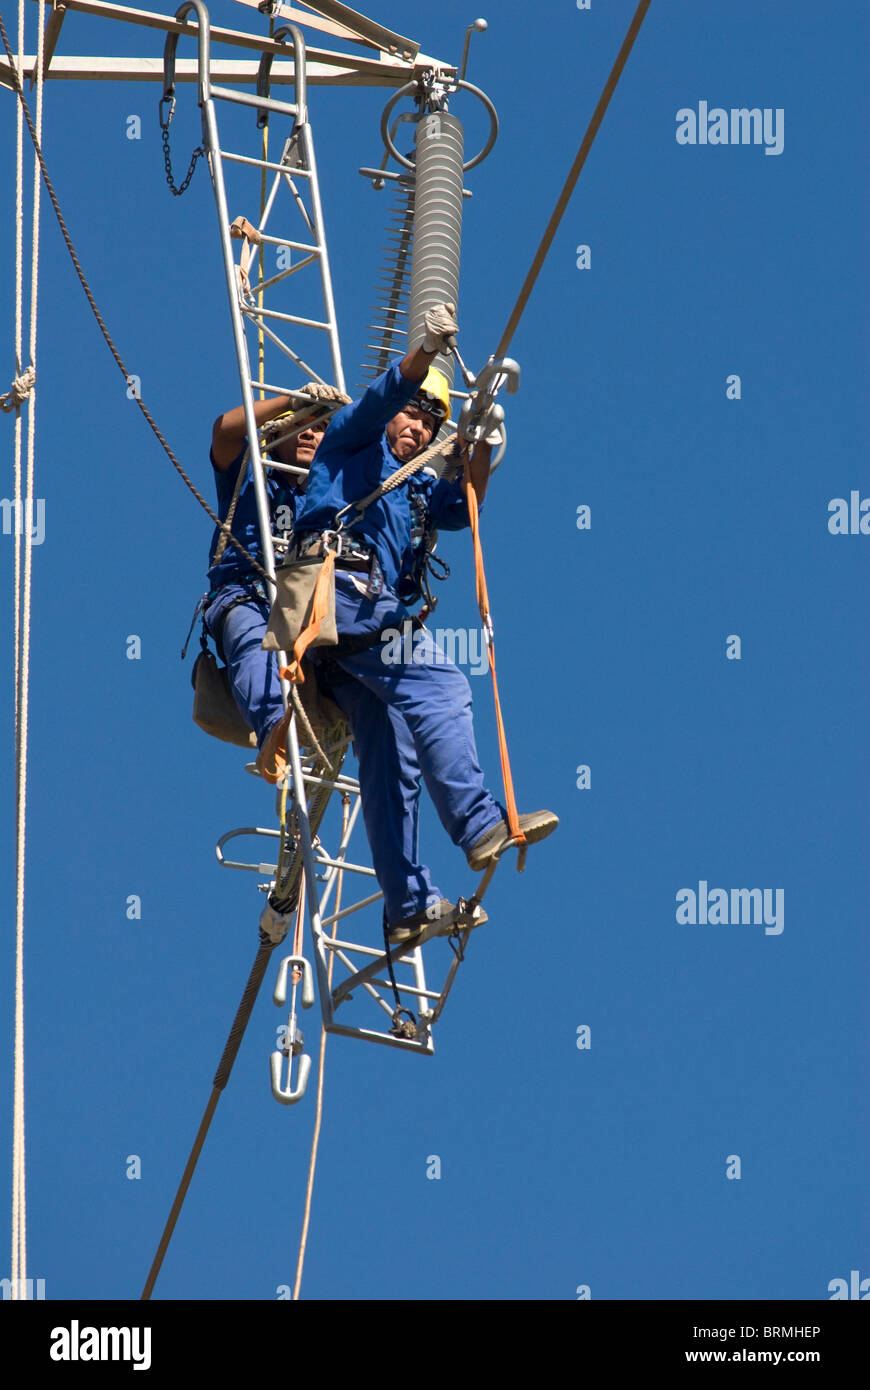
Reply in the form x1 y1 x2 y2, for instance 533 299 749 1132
398 302 459 384
309 304 460 470
398 344 437 384
211 395 294 471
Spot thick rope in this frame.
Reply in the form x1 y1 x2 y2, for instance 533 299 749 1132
495 0 653 359
0 365 35 412
211 445 251 569
289 684 329 767
140 733 348 1300
141 939 276 1300
343 429 458 519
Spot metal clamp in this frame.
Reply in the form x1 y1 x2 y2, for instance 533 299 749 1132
379 78 498 173
454 355 520 443
270 954 315 1105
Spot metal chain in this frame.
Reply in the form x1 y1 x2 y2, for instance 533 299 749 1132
159 96 205 197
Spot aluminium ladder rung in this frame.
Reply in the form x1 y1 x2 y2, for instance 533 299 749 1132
245 256 320 300
252 232 321 251
319 893 384 928
324 1021 432 1054
243 306 332 332
221 149 313 179
209 84 305 123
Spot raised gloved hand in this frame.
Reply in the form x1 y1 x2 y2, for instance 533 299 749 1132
422 301 459 354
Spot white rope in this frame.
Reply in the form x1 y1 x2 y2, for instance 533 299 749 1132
11 0 26 1303
0 365 36 412
292 794 348 1300
11 0 45 1302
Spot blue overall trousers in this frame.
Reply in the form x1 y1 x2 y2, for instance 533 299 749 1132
313 574 503 924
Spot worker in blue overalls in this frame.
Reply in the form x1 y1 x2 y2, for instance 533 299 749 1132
257 302 558 944
204 394 325 748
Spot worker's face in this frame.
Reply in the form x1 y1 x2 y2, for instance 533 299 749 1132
275 421 326 477
386 404 437 461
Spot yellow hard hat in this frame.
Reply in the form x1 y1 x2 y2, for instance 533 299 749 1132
413 367 451 424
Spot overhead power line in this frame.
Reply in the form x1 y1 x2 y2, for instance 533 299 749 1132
496 0 653 359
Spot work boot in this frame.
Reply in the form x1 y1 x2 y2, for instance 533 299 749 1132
255 711 291 785
466 810 559 872
387 898 454 946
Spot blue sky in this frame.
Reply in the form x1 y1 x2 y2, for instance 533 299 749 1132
2 0 868 1302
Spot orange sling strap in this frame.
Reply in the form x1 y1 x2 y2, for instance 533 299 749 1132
279 548 337 686
460 447 526 858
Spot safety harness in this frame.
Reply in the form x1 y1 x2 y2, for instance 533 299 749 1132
280 428 460 677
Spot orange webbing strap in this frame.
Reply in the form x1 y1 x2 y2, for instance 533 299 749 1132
461 449 526 853
279 549 336 685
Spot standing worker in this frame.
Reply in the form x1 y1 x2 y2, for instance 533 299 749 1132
258 302 558 944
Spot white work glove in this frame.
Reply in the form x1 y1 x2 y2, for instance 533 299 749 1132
422 301 459 353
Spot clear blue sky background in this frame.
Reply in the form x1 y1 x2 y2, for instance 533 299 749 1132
2 0 868 1301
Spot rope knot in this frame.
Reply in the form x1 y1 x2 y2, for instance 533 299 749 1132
1 366 36 413
303 383 351 405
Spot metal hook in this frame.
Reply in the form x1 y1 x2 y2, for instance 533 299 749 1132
270 1048 312 1105
255 23 307 129
162 0 212 105
273 953 315 1009
270 953 315 1105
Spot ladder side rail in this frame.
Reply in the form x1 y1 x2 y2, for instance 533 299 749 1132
197 28 329 1017
299 120 345 393
306 787 367 1029
200 97 278 586
188 13 440 1052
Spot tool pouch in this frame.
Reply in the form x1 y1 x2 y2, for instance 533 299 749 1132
262 541 338 657
191 646 258 749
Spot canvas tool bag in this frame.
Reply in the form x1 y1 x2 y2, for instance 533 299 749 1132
261 536 338 677
191 646 258 749
190 629 345 752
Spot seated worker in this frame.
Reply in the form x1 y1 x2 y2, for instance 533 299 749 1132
204 394 326 749
258 302 558 945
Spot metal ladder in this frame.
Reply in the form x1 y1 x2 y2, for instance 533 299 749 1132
164 1 479 1080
